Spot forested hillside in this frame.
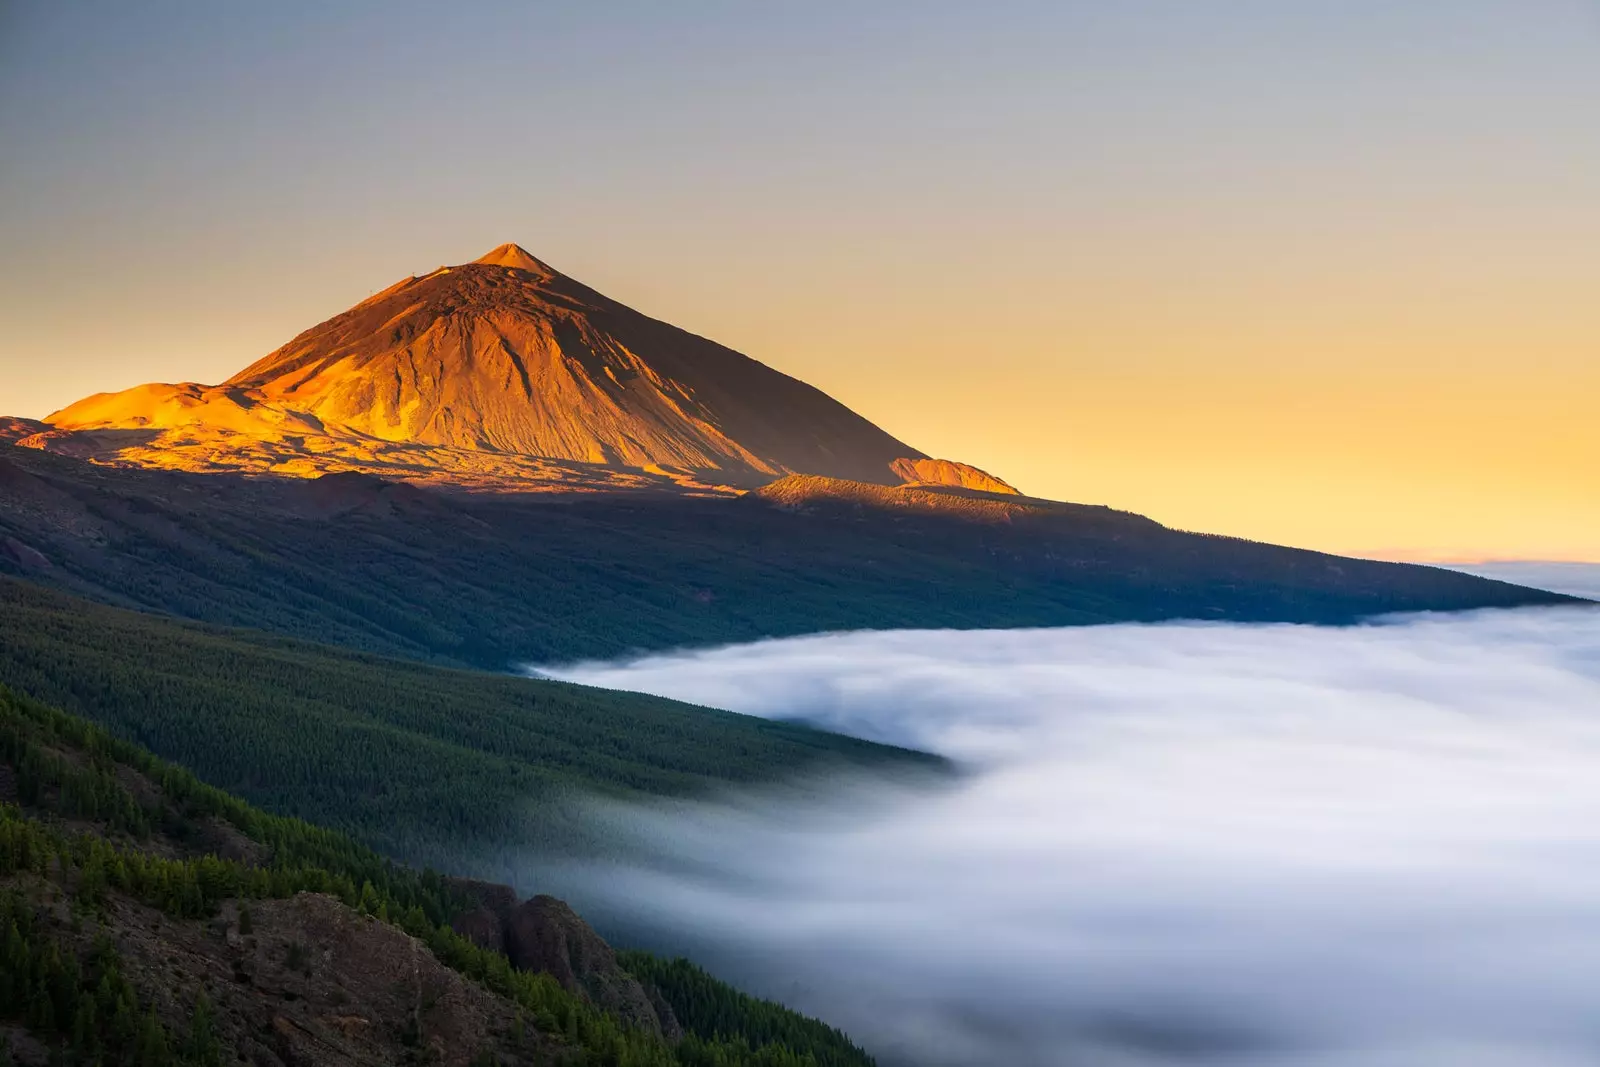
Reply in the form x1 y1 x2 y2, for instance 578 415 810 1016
0 577 941 874
0 683 877 1065
620 955 868 1067
0 446 1570 672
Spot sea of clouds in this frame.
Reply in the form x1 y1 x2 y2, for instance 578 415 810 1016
1447 560 1600 602
532 566 1600 1067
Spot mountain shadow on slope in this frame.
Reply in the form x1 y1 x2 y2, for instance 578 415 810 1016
0 446 1578 674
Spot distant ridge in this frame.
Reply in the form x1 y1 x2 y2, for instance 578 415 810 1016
39 243 1015 494
0 444 1573 674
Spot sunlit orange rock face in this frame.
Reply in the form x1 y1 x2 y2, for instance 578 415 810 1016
42 244 1017 495
890 458 1018 495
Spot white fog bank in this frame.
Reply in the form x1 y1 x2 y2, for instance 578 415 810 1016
534 596 1600 1067
1444 560 1600 601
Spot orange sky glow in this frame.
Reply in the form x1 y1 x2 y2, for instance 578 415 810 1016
1 3 1594 561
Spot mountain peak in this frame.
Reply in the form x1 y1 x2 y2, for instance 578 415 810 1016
41 242 1026 493
473 242 551 273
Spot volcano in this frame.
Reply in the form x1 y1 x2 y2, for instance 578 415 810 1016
40 244 1014 494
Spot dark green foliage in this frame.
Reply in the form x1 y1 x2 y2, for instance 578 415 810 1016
1 709 151 837
0 889 210 1065
0 684 872 1066
621 953 871 1067
0 446 1568 675
0 579 939 869
181 990 223 1067
0 684 470 925
10 829 858 1067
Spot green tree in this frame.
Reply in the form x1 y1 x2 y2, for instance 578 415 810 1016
135 1005 171 1067
183 990 224 1067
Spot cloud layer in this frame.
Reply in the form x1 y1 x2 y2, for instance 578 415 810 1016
1447 561 1600 601
537 599 1600 1067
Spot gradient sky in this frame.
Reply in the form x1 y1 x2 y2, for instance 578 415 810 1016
1 1 1595 560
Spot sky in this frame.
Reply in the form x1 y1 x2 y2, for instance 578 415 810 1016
1 1 1595 560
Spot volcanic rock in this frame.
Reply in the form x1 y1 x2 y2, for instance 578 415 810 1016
43 243 995 494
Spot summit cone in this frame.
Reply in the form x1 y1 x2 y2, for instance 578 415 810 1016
42 244 1017 494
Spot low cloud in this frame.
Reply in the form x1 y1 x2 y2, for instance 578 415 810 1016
534 594 1600 1066
1446 560 1600 602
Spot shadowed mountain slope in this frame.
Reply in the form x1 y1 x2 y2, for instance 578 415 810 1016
0 447 1576 676
0 573 939 870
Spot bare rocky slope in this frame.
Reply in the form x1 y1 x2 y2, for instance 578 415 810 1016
39 244 1009 494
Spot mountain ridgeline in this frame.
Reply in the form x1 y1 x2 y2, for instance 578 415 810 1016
0 443 1575 673
37 243 1010 495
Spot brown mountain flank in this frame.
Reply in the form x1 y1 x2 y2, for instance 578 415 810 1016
41 243 1015 494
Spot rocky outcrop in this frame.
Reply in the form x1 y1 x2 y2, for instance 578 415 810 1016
74 890 567 1067
448 879 520 957
450 883 680 1040
506 896 678 1039
890 457 1019 494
